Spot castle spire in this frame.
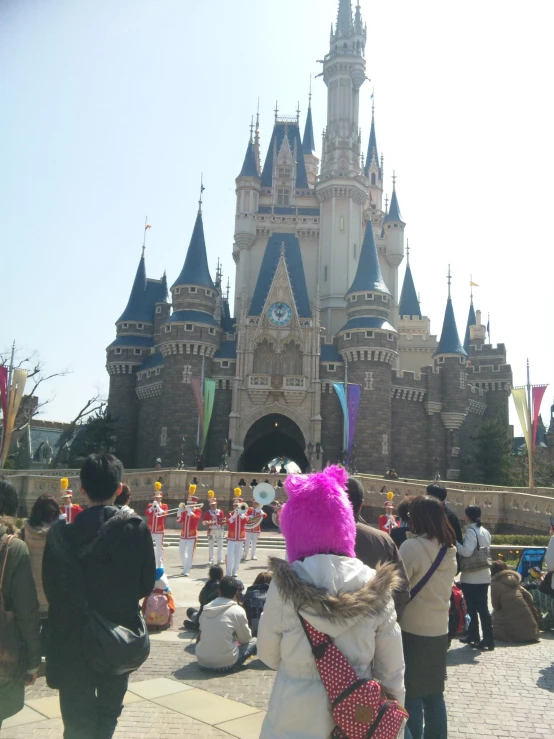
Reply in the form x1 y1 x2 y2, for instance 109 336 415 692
302 81 316 155
172 206 215 290
336 0 353 36
399 243 422 318
118 252 147 322
254 100 261 174
434 268 466 357
238 119 260 178
364 96 380 177
383 174 402 222
463 295 477 354
347 220 390 296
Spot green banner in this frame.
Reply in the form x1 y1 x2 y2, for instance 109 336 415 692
201 379 216 454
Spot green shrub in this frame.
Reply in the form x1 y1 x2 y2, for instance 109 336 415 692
492 534 550 546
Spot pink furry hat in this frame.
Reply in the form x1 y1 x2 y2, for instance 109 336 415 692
279 466 356 563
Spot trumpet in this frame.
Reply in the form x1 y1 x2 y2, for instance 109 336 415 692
162 501 204 517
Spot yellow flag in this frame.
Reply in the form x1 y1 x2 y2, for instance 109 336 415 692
470 281 479 287
512 388 530 450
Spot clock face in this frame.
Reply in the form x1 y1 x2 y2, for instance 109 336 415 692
268 302 292 326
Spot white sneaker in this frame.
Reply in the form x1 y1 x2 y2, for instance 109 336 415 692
183 573 189 577
208 561 214 565
252 556 257 560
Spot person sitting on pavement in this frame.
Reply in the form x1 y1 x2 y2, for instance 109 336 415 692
490 561 540 643
195 576 256 672
243 572 272 636
346 477 410 619
426 483 463 544
184 564 224 630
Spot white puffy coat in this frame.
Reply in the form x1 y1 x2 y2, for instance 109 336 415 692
257 554 405 739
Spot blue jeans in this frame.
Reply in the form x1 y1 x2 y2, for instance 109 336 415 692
405 693 447 739
200 639 257 673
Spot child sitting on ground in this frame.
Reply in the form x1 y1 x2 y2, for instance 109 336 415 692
195 576 257 672
142 567 176 631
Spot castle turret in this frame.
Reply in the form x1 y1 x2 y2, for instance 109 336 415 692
157 202 221 467
302 94 319 188
433 272 467 479
382 177 405 326
364 102 383 212
337 219 397 472
463 296 477 354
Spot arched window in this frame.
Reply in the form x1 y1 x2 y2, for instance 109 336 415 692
371 173 376 185
253 339 276 374
281 341 303 376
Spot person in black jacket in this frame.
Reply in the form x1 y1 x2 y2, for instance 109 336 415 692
243 572 272 636
427 483 463 544
43 454 155 739
184 564 224 630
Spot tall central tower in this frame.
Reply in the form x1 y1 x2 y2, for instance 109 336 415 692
316 1 368 339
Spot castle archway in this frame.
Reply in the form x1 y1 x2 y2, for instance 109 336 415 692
239 413 308 473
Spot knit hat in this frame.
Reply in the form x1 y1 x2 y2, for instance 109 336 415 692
279 465 355 563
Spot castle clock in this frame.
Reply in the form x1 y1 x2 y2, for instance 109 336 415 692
268 302 292 327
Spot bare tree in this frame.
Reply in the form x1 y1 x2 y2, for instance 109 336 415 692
50 393 106 468
0 348 69 433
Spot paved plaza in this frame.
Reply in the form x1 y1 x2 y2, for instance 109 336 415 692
3 544 554 738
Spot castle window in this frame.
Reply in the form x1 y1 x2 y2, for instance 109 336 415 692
278 167 292 177
340 216 345 231
314 218 318 223
303 218 307 223
371 173 376 185
324 266 328 281
137 323 144 330
327 364 336 372
344 332 351 340
114 348 122 355
155 368 161 375
221 360 230 368
277 189 290 206
366 331 374 339
147 371 151 378
387 333 394 341
208 328 215 335
260 216 265 221
226 332 235 340
394 224 398 228
165 325 171 333
122 323 129 329
156 306 161 314
175 287 181 294
185 324 194 332
365 293 375 300
190 287 197 294
134 349 142 355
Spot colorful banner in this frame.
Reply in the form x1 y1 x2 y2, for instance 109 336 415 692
333 383 349 452
511 387 530 452
0 369 28 468
346 384 361 465
532 385 549 450
190 377 204 438
201 379 216 454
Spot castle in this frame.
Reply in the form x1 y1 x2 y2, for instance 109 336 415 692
106 0 512 479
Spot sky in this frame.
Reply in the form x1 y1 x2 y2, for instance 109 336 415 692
2 0 553 434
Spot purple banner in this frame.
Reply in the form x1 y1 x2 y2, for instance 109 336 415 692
346 384 361 465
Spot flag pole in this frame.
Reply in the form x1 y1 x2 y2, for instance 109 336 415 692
527 358 534 489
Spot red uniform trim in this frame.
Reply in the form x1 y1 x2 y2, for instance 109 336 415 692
146 504 168 533
226 510 247 541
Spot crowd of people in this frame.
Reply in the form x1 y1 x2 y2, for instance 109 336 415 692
1 457 553 739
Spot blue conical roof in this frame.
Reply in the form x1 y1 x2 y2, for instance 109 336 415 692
172 212 215 289
399 264 421 318
303 106 316 155
118 255 148 322
238 140 259 178
347 221 390 296
383 188 402 223
364 113 379 178
463 300 477 353
434 297 467 357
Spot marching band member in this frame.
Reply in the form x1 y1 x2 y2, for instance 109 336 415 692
202 490 225 565
378 492 399 535
177 484 203 577
59 478 83 523
245 500 267 560
226 488 248 577
145 482 168 566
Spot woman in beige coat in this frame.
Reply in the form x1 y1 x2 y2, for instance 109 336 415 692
490 561 540 643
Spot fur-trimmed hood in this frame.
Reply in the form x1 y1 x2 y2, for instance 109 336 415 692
269 554 399 637
492 569 522 590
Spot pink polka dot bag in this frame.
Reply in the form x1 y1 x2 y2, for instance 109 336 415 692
299 615 408 739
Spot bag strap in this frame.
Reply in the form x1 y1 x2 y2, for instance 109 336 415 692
410 545 448 600
0 535 14 609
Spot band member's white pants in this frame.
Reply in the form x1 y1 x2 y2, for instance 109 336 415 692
226 540 244 577
208 530 224 563
245 532 260 559
179 538 196 575
152 532 164 567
